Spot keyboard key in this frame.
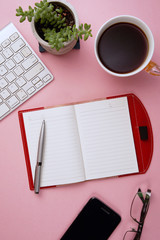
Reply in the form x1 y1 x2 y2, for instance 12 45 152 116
6 72 16 82
14 66 24 76
16 77 26 87
24 63 44 80
22 54 37 70
0 66 7 76
0 103 10 118
8 83 18 93
11 38 25 52
32 77 40 85
1 89 10 99
27 86 36 95
0 54 5 64
7 96 19 108
5 59 16 70
17 89 28 100
0 78 8 88
3 48 13 58
13 53 23 63
10 32 19 41
35 81 43 89
43 74 52 82
2 39 10 48
21 46 31 58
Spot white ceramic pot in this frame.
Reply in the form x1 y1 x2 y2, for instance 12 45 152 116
31 0 79 55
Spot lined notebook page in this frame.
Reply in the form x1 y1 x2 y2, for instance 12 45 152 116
22 106 85 187
74 97 139 180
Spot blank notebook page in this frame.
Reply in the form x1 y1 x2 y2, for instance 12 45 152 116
23 106 85 187
74 97 139 180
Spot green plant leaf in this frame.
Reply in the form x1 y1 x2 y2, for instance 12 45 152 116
79 24 83 31
84 33 89 41
27 15 32 22
56 7 63 14
84 23 88 30
35 3 41 7
20 16 26 22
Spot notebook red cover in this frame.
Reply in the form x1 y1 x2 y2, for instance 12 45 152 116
18 94 153 190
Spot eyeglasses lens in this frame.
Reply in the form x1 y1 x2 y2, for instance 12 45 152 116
131 192 144 223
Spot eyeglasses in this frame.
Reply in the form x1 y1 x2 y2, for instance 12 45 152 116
123 188 151 240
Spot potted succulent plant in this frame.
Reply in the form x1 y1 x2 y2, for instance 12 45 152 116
16 0 92 55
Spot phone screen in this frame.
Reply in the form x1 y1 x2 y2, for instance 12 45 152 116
61 197 121 240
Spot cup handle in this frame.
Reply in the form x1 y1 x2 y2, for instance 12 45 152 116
144 61 160 76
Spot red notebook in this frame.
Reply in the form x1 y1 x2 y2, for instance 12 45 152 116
18 94 153 190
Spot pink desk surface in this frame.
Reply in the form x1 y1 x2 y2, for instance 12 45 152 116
1 0 160 239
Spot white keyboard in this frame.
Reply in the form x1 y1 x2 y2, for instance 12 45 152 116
0 23 54 120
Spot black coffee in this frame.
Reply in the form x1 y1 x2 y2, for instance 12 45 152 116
98 22 149 73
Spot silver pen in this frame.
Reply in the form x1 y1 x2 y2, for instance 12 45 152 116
34 120 45 194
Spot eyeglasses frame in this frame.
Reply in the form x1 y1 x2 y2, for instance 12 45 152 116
123 188 151 240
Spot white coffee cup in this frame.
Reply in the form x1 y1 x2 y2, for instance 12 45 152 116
95 15 160 77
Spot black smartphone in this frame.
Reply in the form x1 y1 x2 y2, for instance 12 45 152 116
61 197 121 240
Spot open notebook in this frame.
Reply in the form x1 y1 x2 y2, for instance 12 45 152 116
18 94 153 190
